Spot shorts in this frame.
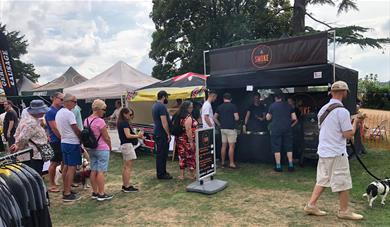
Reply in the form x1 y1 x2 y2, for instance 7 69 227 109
50 141 62 163
271 131 293 153
220 129 237 143
120 143 137 161
316 154 352 192
89 150 110 172
61 143 82 166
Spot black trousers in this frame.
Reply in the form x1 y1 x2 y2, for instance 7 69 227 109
23 159 44 175
155 135 169 177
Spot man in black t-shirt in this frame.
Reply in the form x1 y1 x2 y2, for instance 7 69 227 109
266 93 297 172
244 92 266 132
3 100 19 146
214 93 239 169
152 90 173 180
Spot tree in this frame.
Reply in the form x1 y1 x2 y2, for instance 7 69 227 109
290 0 390 48
358 73 390 110
149 0 292 80
0 24 40 82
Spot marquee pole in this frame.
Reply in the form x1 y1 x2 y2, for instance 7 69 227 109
203 50 209 76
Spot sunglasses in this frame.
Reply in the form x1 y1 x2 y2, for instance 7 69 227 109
56 97 64 101
102 109 106 111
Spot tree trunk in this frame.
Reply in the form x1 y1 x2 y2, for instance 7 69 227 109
291 0 306 35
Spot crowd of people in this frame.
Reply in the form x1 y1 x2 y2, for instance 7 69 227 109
0 80 364 220
1 93 140 202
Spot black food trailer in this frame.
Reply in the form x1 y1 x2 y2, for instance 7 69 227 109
206 32 361 164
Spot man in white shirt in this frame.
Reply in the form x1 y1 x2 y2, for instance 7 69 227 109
55 93 82 202
201 90 218 128
304 81 363 220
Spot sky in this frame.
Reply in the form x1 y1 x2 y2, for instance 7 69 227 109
0 0 389 84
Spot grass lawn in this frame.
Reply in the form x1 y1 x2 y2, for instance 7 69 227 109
50 147 390 227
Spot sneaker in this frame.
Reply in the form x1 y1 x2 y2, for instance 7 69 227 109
274 167 283 172
62 190 77 195
122 185 139 193
337 210 363 220
288 166 295 172
63 193 81 202
97 194 113 201
91 192 98 199
304 205 327 216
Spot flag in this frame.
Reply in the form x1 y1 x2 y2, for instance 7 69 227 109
0 32 18 96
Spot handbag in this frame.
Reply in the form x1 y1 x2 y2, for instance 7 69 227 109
29 139 54 162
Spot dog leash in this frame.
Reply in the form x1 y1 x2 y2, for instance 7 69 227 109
348 140 381 181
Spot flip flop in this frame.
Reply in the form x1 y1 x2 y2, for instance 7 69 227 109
228 165 238 169
49 187 60 193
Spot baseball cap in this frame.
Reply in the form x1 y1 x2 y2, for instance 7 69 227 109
331 81 349 91
157 90 170 99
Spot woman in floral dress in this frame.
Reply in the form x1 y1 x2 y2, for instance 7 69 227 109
174 101 198 180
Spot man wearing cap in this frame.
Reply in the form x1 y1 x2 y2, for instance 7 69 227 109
152 90 173 179
304 81 363 220
10 100 50 175
55 94 82 202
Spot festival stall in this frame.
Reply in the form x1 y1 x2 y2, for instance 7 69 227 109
64 61 159 100
206 32 360 164
127 72 207 152
64 61 159 120
22 67 87 97
128 72 207 124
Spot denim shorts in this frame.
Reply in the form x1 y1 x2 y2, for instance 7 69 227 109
61 143 82 166
89 150 110 172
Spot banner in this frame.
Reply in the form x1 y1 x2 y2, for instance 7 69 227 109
209 32 328 75
0 32 18 96
196 127 216 180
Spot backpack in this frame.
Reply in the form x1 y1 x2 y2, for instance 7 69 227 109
80 118 101 149
171 114 185 137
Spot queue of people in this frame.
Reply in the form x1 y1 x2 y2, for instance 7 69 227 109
0 80 363 220
1 94 137 203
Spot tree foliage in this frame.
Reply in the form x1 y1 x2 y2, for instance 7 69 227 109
358 74 390 110
149 0 292 80
291 0 390 48
0 24 40 82
150 0 390 80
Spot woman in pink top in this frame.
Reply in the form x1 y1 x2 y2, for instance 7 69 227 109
84 99 113 201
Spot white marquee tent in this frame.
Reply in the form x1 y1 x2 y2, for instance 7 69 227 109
64 61 159 99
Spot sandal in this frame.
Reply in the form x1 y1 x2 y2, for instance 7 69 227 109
49 187 60 193
178 176 185 180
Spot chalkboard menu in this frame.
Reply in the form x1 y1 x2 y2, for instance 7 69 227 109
196 128 216 180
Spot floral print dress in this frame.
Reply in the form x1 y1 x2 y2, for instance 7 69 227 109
176 115 198 170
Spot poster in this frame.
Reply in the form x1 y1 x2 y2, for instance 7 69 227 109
196 127 215 180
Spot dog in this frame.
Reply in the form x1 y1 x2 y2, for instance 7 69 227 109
75 158 91 189
54 158 91 190
363 178 390 207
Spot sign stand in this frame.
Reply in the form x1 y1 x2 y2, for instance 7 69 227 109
186 128 228 195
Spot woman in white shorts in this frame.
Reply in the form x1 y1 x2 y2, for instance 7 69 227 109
117 108 144 192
